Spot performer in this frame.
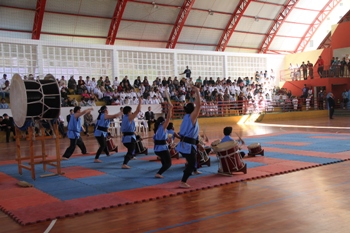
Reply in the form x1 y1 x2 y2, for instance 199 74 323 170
121 97 142 169
62 106 93 160
94 106 122 163
176 86 201 188
153 104 173 178
221 126 246 158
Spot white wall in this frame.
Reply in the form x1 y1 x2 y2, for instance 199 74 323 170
0 104 163 127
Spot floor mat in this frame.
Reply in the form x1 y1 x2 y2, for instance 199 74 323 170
1 132 350 225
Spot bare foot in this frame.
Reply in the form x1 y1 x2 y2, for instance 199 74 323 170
61 157 69 161
155 174 163 178
179 182 191 189
193 170 202 175
122 164 131 169
94 159 102 163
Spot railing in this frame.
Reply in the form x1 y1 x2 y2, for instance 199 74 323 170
162 97 330 119
279 65 350 81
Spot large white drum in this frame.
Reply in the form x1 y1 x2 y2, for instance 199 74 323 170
10 74 61 128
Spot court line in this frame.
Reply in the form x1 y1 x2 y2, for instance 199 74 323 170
43 219 57 233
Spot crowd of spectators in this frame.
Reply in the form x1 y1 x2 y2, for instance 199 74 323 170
56 69 280 114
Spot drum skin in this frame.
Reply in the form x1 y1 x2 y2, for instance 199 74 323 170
10 74 61 128
248 143 262 154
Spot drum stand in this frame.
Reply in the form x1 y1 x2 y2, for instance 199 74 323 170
15 124 63 180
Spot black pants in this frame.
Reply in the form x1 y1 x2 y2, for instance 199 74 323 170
5 126 15 143
123 138 136 165
180 147 197 183
95 136 109 159
318 67 324 77
62 137 87 158
155 150 172 175
329 107 334 119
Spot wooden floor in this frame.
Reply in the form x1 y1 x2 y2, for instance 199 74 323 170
1 114 350 233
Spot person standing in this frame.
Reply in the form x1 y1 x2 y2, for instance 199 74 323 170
62 106 93 160
316 56 324 77
327 93 335 119
300 62 308 80
342 89 348 110
307 61 314 79
145 106 155 131
1 113 15 143
153 103 173 178
121 97 142 169
93 106 122 163
180 66 191 80
176 86 201 188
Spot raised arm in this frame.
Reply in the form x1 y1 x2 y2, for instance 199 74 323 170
162 103 173 131
128 97 142 121
104 111 123 120
190 86 201 125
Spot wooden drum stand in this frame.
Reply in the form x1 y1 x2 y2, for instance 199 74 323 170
15 124 63 180
11 73 63 180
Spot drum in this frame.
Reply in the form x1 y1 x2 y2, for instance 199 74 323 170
211 139 221 153
169 147 179 159
10 74 61 128
247 143 264 156
135 140 148 155
106 136 118 153
215 141 247 175
196 144 210 168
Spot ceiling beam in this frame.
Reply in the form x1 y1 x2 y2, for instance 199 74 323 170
106 0 128 45
216 0 252 52
258 0 298 53
294 0 341 53
32 0 47 40
318 9 350 49
166 0 195 49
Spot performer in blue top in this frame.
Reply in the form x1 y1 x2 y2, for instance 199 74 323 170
121 97 142 169
176 86 201 188
93 105 122 163
153 103 173 178
221 126 246 158
62 106 94 160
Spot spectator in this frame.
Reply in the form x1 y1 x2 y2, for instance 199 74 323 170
68 75 77 94
0 98 9 109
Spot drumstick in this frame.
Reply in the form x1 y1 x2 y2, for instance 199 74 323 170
202 128 209 142
164 89 172 107
235 132 245 145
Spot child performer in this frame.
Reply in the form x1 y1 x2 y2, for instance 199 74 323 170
93 105 122 163
153 104 173 178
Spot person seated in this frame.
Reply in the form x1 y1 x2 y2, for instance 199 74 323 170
0 98 9 109
83 112 95 135
137 110 148 131
221 126 246 158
